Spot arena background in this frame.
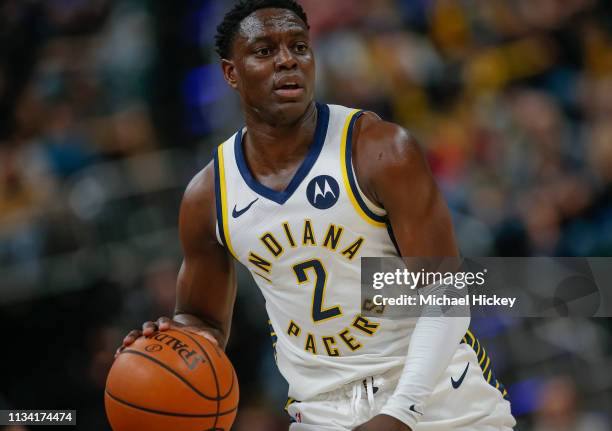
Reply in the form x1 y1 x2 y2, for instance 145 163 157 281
1 0 612 430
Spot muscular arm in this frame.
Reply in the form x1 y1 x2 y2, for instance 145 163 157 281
119 162 237 353
173 162 237 349
352 115 469 431
353 113 457 258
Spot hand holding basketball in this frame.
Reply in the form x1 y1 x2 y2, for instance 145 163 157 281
106 327 239 431
116 316 221 358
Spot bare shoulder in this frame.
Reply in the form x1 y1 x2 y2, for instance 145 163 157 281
180 160 218 245
183 160 215 205
352 112 431 204
354 113 425 170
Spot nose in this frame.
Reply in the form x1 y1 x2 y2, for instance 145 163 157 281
275 45 297 71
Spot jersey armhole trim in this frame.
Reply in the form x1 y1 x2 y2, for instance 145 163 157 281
215 223 222 245
462 329 508 399
340 110 387 228
214 144 237 259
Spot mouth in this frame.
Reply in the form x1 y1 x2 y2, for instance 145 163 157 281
273 79 305 99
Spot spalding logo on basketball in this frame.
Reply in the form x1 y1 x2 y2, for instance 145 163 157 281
105 329 239 431
306 175 340 209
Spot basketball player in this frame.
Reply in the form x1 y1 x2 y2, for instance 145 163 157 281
119 1 515 429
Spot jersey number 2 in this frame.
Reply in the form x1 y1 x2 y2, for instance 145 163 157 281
293 259 342 323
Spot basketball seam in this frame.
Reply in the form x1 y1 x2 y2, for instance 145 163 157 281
179 333 235 398
120 349 222 401
175 330 223 429
105 389 237 418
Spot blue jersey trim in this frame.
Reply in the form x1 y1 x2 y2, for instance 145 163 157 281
213 150 226 248
234 103 330 205
344 111 387 223
385 220 402 256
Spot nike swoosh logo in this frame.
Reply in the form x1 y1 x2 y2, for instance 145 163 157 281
451 362 470 389
409 404 423 415
232 198 259 218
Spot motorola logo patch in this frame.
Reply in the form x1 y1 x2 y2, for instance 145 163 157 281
306 175 340 209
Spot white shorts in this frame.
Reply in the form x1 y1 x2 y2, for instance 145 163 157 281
287 343 516 430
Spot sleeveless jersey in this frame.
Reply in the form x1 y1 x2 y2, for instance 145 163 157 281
213 103 418 400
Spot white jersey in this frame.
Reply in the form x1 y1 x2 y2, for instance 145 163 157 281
213 103 417 400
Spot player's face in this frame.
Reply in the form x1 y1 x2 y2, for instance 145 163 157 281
222 8 315 124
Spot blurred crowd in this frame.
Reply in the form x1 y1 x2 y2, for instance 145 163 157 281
304 0 612 258
1 0 611 430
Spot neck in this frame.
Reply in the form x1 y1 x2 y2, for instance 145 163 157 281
242 102 318 173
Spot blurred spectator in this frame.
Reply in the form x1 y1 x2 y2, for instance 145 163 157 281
122 257 180 324
534 377 610 431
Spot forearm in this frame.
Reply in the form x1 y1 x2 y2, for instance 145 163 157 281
380 291 470 429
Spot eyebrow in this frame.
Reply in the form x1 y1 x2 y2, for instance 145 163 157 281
245 27 309 45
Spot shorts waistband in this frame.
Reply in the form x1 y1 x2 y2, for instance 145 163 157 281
310 367 403 401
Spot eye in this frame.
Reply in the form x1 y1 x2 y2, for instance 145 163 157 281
295 42 308 53
256 47 272 56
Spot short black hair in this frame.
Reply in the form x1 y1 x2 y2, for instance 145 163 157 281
214 0 309 59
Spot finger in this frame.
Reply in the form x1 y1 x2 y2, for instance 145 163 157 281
123 329 142 346
142 321 158 336
157 316 172 331
115 345 125 358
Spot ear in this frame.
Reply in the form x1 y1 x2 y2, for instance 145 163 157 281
221 59 239 90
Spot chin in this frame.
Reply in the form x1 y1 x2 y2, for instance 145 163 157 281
271 99 312 125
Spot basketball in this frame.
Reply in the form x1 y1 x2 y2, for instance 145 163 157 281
104 328 239 431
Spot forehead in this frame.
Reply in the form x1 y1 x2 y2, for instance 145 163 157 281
237 8 307 41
